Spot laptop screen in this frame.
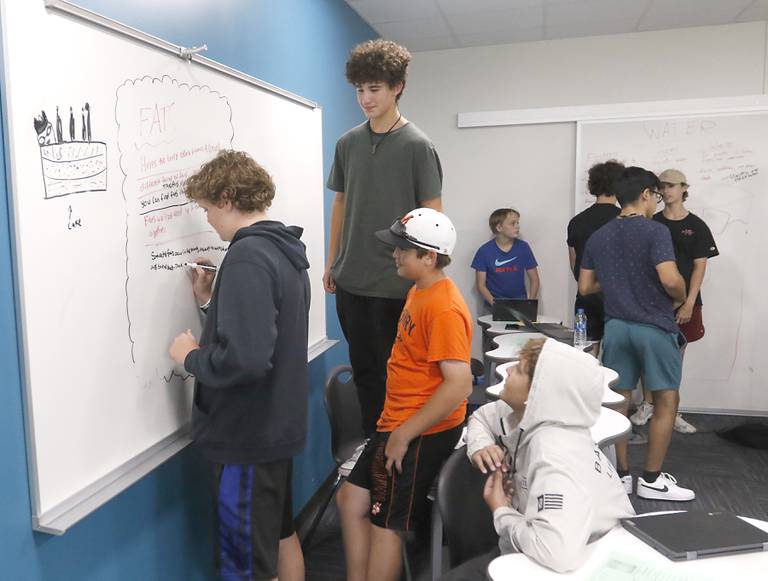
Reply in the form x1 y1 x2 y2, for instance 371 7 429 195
492 299 538 322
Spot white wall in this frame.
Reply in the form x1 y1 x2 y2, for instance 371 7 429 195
402 21 768 357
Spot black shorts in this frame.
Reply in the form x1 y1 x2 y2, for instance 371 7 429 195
347 425 463 532
575 293 606 341
212 459 295 581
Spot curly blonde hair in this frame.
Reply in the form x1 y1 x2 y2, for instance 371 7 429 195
519 338 546 382
346 39 412 100
184 150 275 212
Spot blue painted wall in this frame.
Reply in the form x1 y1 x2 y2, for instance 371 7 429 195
0 1 373 578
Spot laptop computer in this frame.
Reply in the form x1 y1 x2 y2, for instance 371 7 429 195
492 298 538 322
622 511 768 561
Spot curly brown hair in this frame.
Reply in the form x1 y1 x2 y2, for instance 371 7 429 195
184 150 275 212
346 39 412 100
519 338 546 382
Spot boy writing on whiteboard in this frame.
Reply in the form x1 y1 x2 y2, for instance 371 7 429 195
336 208 472 581
325 39 443 437
169 150 310 581
630 169 719 434
472 208 540 305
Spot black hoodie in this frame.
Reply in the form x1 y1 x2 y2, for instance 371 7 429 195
185 220 311 464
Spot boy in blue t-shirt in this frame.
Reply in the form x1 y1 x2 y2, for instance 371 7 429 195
471 208 539 305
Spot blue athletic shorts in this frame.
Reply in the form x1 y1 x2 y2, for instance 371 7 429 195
602 318 682 391
212 459 294 581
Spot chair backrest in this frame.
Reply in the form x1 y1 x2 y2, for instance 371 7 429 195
324 365 366 466
437 445 499 568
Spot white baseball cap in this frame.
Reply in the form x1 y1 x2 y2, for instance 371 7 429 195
375 207 457 256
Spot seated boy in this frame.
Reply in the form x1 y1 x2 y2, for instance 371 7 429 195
444 338 634 578
169 150 309 581
472 208 540 305
336 208 473 581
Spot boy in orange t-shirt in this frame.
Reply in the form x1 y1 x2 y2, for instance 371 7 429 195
336 208 473 581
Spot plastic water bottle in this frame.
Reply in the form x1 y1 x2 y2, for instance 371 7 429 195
574 308 588 348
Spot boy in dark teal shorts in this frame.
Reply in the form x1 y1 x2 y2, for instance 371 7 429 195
579 166 694 502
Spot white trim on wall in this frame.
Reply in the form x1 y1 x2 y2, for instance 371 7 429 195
457 94 768 128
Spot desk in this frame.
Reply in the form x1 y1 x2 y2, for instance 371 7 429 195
477 314 564 337
487 364 623 408
487 515 768 580
486 332 550 363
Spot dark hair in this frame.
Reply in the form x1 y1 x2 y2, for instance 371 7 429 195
346 40 411 101
185 150 275 212
415 248 451 268
488 208 520 233
587 160 625 197
614 166 660 208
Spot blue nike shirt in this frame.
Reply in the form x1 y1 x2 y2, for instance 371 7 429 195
471 238 538 299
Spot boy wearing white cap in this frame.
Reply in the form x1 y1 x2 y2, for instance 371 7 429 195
336 208 473 581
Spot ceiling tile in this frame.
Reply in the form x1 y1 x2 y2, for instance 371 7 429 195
395 35 459 52
457 27 546 47
375 17 454 39
546 0 649 28
545 17 639 40
446 5 544 35
346 0 440 24
639 0 753 30
737 0 768 21
438 0 543 15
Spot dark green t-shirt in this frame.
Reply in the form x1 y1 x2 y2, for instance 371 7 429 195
327 121 442 299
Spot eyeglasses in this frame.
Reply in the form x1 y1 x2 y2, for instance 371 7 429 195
650 190 663 202
390 218 440 250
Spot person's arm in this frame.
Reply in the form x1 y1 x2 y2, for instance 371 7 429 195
323 192 345 293
181 261 279 388
656 261 686 307
420 197 442 211
526 268 540 299
384 359 471 472
475 270 495 306
490 453 595 573
467 400 513 474
578 268 601 296
676 258 706 324
568 246 577 279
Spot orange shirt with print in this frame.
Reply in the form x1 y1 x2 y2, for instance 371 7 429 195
377 277 472 435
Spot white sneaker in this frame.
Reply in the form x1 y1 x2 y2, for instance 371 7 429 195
637 472 695 501
674 414 697 434
339 440 368 475
630 402 654 426
621 474 633 495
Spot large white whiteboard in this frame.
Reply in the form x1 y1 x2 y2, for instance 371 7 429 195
1 0 328 532
576 113 768 416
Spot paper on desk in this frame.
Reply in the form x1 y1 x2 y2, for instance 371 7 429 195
587 551 713 581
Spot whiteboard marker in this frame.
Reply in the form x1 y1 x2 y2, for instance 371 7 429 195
186 262 218 272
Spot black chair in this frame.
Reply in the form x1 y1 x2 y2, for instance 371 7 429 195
301 365 366 548
436 445 499 571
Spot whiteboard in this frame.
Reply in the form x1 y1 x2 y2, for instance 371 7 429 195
1 0 328 532
576 113 768 416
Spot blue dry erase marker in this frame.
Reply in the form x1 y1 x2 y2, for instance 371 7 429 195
186 262 218 272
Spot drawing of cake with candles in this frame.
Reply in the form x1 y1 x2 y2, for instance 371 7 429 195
33 102 107 199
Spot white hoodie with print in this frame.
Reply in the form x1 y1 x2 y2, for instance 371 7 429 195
467 339 635 573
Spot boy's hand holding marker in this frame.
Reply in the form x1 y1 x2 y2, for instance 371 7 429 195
186 258 216 306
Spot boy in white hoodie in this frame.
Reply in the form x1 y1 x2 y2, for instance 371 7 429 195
442 338 634 579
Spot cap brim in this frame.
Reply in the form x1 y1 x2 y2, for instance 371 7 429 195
374 228 421 250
